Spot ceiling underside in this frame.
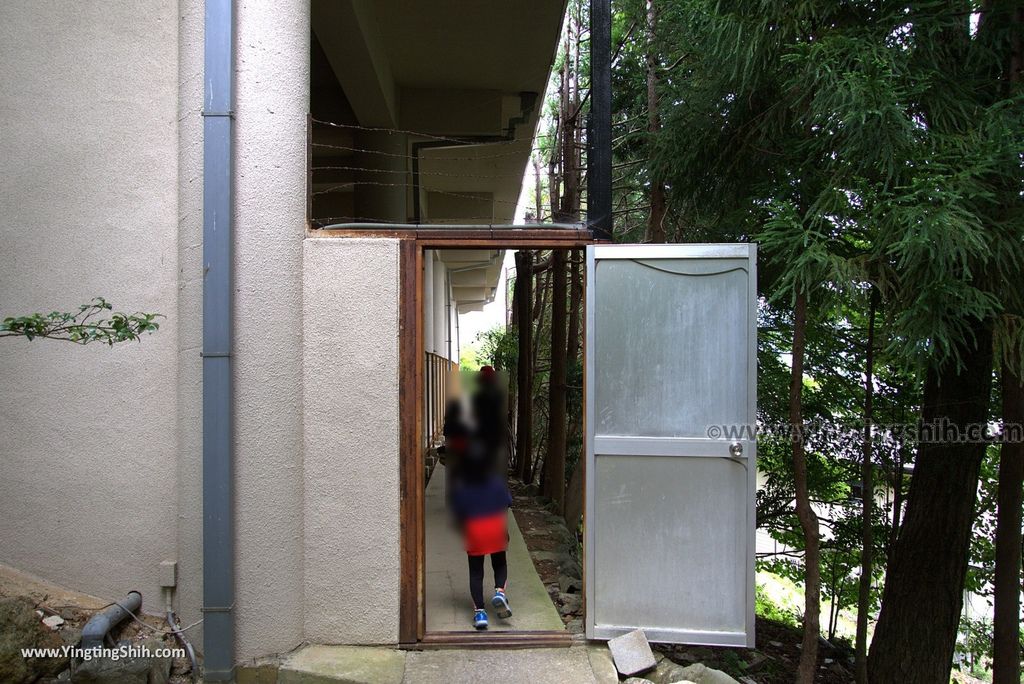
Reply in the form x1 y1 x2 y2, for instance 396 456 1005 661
310 0 567 225
373 0 567 92
435 249 505 312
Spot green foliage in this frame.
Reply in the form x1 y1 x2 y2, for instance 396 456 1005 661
628 0 1024 371
755 582 800 629
755 286 920 639
459 344 481 372
474 326 518 372
1 298 162 346
955 616 1024 679
965 445 999 598
605 0 1021 665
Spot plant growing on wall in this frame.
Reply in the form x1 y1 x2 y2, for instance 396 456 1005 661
1 298 161 345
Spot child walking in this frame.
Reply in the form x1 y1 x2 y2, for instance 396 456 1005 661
449 440 514 630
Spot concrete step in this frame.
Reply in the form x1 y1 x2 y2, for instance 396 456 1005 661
237 643 614 684
276 645 405 684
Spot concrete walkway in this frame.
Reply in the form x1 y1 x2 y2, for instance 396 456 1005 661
269 644 619 684
424 465 564 632
403 645 615 684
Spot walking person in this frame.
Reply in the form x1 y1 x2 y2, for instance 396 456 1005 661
449 436 514 629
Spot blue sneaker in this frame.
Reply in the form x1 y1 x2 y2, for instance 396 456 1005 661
491 589 512 619
473 609 488 630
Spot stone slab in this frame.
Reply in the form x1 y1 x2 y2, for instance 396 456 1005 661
607 628 657 676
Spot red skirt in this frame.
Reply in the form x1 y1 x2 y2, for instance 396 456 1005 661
463 511 509 556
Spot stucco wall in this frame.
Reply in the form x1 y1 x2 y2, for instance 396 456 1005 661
172 0 313 661
0 1 180 606
2 0 405 662
175 0 206 651
231 0 309 662
302 238 402 644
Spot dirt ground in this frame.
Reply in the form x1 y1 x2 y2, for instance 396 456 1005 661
509 481 585 633
0 562 196 682
507 486 859 683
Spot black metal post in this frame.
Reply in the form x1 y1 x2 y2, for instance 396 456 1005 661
588 0 613 241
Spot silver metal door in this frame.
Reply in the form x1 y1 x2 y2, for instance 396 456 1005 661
584 244 757 647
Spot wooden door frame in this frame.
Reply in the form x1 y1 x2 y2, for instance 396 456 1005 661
397 231 595 649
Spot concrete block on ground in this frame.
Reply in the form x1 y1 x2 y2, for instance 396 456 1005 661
607 628 657 676
279 645 406 684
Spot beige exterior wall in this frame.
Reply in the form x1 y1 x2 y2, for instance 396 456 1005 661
1 0 407 664
175 0 206 653
302 238 402 644
230 0 309 661
0 0 181 612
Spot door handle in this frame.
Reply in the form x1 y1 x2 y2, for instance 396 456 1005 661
729 442 743 458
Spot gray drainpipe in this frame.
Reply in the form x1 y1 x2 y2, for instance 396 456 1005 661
202 0 235 680
81 591 143 650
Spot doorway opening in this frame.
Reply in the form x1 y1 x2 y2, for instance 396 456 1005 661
396 238 758 649
411 240 589 646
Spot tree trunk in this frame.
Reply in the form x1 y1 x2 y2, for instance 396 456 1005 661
790 291 821 684
565 251 583 447
868 319 994 684
564 455 584 531
507 266 520 471
533 157 544 223
515 250 534 483
529 266 551 485
993 368 1023 684
562 250 585 525
855 289 877 684
887 444 905 559
567 250 583 365
993 9 1024 681
532 267 550 374
548 56 563 224
559 31 579 226
543 19 580 515
644 0 667 243
545 250 569 514
532 264 549 324
827 550 840 641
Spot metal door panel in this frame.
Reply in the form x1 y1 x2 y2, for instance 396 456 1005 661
593 436 752 458
585 243 756 647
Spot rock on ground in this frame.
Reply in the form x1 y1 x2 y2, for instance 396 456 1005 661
73 637 172 684
558 576 582 594
0 596 66 684
673 662 740 684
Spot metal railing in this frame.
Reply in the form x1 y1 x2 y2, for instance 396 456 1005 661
424 351 457 450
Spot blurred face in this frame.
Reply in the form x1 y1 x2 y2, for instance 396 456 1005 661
445 366 463 402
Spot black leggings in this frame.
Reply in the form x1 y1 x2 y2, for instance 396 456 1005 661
468 552 508 609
